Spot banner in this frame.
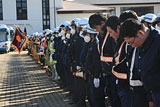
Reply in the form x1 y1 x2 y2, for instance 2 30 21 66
11 27 28 54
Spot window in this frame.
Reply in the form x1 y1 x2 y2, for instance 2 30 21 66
16 0 27 20
42 0 50 30
120 6 154 16
0 0 3 20
110 7 116 15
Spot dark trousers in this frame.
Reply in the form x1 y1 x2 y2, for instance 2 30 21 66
87 75 105 107
118 86 131 107
130 86 149 107
56 55 65 83
105 75 121 107
40 55 45 65
28 48 31 55
65 61 73 91
73 77 86 107
152 92 160 107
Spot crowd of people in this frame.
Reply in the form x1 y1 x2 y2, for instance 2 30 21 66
27 10 160 107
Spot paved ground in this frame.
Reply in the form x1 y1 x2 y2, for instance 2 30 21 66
0 51 72 107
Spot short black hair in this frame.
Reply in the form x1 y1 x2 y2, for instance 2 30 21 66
155 17 160 24
66 26 71 31
89 13 106 28
120 18 143 38
58 28 62 32
105 16 120 32
60 25 65 27
71 21 77 27
119 10 138 23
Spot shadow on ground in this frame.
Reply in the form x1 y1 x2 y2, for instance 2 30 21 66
0 51 72 107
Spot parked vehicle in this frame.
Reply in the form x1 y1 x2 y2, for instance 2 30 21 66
0 24 11 53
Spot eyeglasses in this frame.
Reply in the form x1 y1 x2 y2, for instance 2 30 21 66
128 37 136 45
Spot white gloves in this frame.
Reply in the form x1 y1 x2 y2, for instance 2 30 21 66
76 66 81 71
63 40 67 44
93 78 100 88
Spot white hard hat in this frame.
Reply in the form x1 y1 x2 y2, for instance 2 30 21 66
73 18 80 23
67 25 72 30
157 13 160 18
0 24 8 29
27 35 30 38
9 27 14 30
156 13 160 22
45 29 53 36
79 18 88 26
138 15 144 22
33 32 39 36
144 13 157 23
61 21 71 27
43 29 50 34
86 24 98 34
138 17 142 22
54 27 59 33
38 32 43 37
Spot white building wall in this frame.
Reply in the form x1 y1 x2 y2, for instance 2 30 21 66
27 0 43 34
0 0 66 34
0 0 43 35
50 0 54 30
55 0 63 9
3 0 16 21
154 4 160 15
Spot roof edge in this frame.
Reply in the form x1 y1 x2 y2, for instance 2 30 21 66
93 2 160 6
57 9 112 14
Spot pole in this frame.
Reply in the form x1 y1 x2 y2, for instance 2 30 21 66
54 0 56 28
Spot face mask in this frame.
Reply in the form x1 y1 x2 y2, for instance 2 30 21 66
61 30 65 36
61 36 65 40
84 36 91 43
66 33 71 39
58 33 61 37
51 36 54 40
155 24 160 30
71 29 76 35
79 31 84 38
55 34 58 38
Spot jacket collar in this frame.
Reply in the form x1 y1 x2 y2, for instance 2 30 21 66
141 27 157 51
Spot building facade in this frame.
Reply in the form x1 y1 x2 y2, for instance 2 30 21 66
0 0 111 34
0 0 60 34
56 1 111 27
74 0 160 16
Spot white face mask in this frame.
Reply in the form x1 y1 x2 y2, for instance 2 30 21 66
84 36 91 43
71 29 76 35
58 33 61 37
51 36 54 40
79 31 84 38
61 36 65 40
66 33 71 39
61 30 65 36
155 24 160 30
